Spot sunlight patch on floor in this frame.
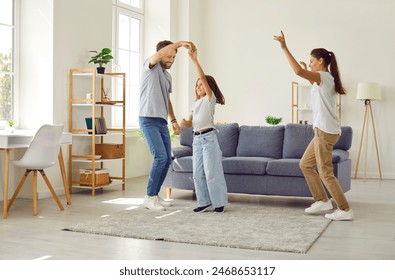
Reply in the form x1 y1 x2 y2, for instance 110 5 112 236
101 197 144 205
33 255 52 260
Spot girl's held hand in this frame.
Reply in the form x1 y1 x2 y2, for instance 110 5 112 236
181 118 192 128
300 61 307 70
189 48 198 60
181 41 196 52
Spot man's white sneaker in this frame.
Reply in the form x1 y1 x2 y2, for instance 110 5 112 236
143 195 165 211
325 209 354 221
305 200 333 214
158 195 172 207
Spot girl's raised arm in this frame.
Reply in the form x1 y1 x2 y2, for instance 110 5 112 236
189 49 213 101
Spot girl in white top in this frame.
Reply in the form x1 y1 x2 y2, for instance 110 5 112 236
274 31 354 221
181 48 228 213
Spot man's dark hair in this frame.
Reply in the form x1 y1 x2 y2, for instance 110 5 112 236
156 40 174 52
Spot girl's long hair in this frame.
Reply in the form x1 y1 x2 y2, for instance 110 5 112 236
195 75 225 105
310 48 346 95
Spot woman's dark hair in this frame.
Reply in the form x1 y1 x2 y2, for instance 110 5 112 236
310 48 346 95
156 40 175 52
195 75 225 105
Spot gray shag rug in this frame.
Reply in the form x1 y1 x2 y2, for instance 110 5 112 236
63 200 331 254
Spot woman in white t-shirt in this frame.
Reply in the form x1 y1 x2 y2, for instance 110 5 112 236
274 31 354 221
181 48 228 213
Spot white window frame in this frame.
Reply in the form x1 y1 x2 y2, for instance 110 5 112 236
112 0 144 128
117 0 144 13
0 0 19 123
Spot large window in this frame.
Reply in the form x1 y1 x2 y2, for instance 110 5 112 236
113 0 143 128
0 0 16 121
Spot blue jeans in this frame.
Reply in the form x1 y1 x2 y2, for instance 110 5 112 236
139 117 172 196
193 131 228 208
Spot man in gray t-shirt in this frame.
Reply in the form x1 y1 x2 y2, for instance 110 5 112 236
139 40 195 211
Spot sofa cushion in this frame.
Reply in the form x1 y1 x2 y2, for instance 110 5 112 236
179 126 193 147
332 149 350 163
266 158 304 177
236 125 284 158
216 123 239 157
172 156 193 172
283 124 353 159
283 124 314 159
334 126 353 150
222 157 271 175
172 146 192 159
267 150 350 177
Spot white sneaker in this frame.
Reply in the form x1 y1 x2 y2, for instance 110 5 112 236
305 200 333 214
325 209 354 221
158 195 172 207
143 195 165 211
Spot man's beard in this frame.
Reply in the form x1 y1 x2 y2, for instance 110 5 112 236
160 61 172 69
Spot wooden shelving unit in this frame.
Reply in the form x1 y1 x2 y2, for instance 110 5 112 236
292 81 342 124
68 68 126 196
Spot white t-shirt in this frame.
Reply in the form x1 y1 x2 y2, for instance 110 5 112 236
191 94 216 132
311 71 341 135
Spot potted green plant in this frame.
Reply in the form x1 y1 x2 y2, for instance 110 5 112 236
7 120 15 133
265 115 282 125
88 48 114 74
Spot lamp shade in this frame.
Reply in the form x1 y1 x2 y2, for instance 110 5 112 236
356 82 381 100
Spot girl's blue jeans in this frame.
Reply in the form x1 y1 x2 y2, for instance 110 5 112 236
139 117 171 196
192 130 228 208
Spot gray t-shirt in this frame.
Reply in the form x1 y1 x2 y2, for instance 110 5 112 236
139 58 172 120
192 94 216 132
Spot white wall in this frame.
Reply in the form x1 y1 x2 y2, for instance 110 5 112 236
19 0 53 129
53 0 112 126
169 0 395 179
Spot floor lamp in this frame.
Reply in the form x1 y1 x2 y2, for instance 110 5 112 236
354 82 382 180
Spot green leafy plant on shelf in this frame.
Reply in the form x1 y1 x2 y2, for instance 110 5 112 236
88 48 114 74
265 115 282 125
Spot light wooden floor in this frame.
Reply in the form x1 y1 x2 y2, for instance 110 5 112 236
1 177 394 260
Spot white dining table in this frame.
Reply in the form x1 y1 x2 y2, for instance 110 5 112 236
0 129 72 219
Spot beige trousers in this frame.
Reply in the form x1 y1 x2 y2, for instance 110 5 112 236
299 128 350 211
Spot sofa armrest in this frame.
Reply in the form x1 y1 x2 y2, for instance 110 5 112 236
332 149 349 163
172 146 193 159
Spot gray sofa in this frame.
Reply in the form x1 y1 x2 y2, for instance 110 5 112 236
165 123 352 198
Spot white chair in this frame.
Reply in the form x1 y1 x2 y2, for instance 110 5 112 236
7 124 65 216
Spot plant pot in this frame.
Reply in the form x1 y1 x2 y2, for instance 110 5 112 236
97 67 105 74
